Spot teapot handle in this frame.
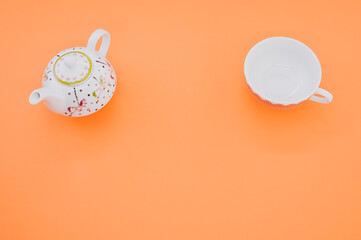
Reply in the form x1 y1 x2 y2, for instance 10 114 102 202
87 29 110 57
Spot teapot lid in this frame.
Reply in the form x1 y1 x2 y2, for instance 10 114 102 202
53 51 93 86
52 29 111 87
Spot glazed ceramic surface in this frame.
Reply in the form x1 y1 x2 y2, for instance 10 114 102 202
30 29 116 117
244 37 333 109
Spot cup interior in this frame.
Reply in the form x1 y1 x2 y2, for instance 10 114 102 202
244 37 321 105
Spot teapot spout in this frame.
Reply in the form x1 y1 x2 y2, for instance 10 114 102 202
29 88 46 105
29 87 67 114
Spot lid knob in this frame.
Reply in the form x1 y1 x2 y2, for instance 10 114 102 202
64 55 77 69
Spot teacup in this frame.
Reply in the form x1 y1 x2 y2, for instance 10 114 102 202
244 37 333 109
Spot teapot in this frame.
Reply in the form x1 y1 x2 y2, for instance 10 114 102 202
29 29 116 117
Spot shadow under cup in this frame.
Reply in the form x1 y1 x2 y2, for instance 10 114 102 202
244 37 332 109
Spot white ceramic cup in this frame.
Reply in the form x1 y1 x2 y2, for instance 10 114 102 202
244 37 333 109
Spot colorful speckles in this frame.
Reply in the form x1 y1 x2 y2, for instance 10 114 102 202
44 47 116 117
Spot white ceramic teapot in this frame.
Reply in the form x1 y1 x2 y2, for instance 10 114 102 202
29 29 116 117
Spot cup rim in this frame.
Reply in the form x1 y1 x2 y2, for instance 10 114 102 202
244 37 322 106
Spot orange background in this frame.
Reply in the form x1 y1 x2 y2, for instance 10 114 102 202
1 0 361 239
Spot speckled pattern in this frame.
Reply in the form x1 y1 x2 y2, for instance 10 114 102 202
42 47 116 117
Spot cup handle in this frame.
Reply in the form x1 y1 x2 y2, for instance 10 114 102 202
87 29 110 57
310 88 333 104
